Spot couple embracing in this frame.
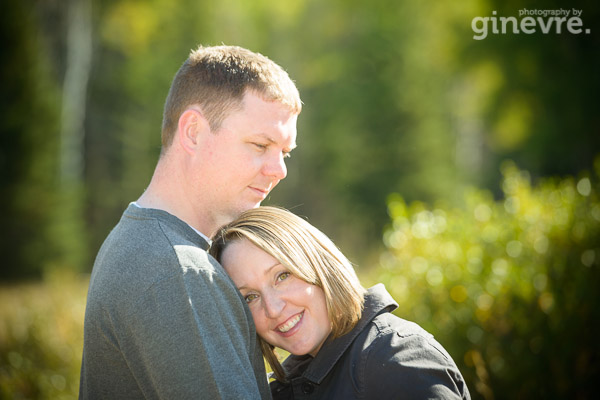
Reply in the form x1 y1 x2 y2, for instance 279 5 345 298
80 45 470 400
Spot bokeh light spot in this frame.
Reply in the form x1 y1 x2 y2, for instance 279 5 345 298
577 177 591 196
450 285 468 302
581 249 596 267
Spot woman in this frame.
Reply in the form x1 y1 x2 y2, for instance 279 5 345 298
210 206 470 399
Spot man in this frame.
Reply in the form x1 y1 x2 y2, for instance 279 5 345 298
79 45 301 399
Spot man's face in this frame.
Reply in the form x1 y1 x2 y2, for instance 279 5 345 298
194 91 298 228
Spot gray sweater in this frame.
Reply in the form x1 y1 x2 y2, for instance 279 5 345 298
79 204 271 399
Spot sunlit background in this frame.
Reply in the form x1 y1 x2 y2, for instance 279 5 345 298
1 0 599 398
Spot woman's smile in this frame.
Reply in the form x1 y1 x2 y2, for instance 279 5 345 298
220 239 332 357
276 311 303 334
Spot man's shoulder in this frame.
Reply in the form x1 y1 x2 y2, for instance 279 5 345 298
116 204 204 246
94 211 179 275
88 206 218 307
97 205 208 265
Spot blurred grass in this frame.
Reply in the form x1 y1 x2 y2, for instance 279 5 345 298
0 269 88 400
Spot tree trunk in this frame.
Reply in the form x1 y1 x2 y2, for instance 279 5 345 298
60 0 92 186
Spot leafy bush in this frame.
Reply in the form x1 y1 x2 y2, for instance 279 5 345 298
370 160 600 399
0 269 87 400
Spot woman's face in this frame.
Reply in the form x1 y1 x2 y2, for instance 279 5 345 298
220 239 332 357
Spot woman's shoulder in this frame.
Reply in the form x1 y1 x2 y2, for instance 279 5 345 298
371 311 430 337
362 312 455 365
352 312 470 399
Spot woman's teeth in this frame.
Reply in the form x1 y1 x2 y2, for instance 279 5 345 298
278 313 302 333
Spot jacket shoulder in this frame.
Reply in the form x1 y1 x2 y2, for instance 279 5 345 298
356 313 470 399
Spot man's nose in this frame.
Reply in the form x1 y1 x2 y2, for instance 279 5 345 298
263 152 287 180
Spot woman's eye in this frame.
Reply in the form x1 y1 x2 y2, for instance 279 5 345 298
277 272 291 282
245 293 259 303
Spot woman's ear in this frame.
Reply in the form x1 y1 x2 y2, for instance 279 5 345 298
177 107 209 155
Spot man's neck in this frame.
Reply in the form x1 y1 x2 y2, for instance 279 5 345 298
137 157 214 238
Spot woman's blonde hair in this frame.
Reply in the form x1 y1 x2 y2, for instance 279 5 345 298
209 206 365 381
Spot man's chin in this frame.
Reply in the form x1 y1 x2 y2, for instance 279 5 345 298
233 202 261 217
244 200 263 210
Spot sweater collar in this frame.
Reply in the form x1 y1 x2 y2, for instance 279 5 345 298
281 284 398 384
124 203 211 251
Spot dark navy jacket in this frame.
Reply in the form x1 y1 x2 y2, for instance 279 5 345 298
270 284 471 399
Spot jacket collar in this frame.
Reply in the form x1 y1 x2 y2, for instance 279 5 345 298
281 284 398 384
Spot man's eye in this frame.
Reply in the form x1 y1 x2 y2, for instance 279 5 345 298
253 143 268 150
277 272 291 282
245 293 259 303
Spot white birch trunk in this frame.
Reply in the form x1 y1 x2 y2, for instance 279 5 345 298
60 0 92 186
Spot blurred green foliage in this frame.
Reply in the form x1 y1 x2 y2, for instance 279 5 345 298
3 0 597 278
0 0 64 279
367 159 600 398
0 270 87 400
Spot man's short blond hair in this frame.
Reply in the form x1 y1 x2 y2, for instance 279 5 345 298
161 45 302 150
210 206 365 382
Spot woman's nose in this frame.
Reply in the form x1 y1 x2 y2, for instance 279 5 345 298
263 291 285 319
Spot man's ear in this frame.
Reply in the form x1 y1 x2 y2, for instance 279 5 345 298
177 107 209 155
